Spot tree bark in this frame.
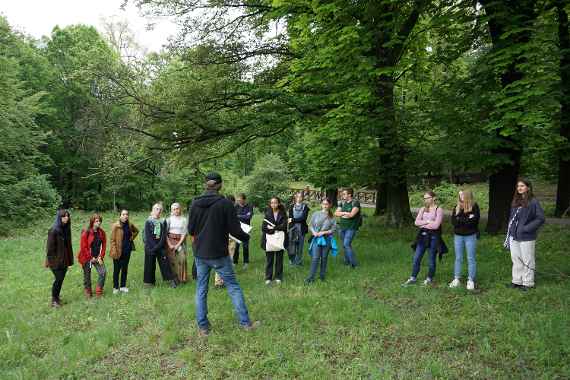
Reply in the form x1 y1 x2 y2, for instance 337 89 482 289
325 187 338 208
486 150 521 233
480 0 536 234
375 74 413 226
375 182 387 215
366 3 422 227
556 3 570 217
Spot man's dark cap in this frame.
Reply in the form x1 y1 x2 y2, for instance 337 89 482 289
205 172 223 184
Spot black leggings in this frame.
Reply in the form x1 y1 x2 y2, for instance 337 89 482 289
113 251 131 289
265 250 284 281
143 251 174 285
233 242 250 264
51 267 67 300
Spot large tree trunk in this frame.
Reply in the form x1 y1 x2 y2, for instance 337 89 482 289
375 74 413 226
375 182 387 215
480 0 536 234
556 3 570 217
367 3 421 227
325 187 338 208
486 148 521 233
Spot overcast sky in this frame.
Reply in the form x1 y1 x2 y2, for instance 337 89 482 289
1 0 177 52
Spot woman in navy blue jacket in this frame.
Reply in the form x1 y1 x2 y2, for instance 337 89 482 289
505 179 545 291
143 203 177 288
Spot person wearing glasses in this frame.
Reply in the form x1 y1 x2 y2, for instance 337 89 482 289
402 191 444 286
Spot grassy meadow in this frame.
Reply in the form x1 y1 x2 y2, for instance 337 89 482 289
0 209 569 379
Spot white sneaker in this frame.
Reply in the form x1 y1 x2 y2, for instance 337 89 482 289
113 288 119 295
423 278 433 286
449 278 461 288
120 287 129 293
466 280 475 290
265 280 271 285
275 279 282 284
243 263 248 270
401 278 417 286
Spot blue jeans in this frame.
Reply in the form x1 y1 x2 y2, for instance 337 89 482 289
195 256 251 329
339 229 358 266
289 234 305 265
411 232 438 279
454 234 477 281
307 242 330 281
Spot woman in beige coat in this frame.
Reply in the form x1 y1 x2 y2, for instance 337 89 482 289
109 210 139 294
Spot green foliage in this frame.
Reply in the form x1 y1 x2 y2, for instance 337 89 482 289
409 182 490 212
242 153 291 210
0 175 61 233
0 17 60 233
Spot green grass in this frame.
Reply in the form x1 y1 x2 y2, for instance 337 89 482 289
1 210 569 379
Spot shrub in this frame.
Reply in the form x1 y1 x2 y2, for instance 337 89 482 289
241 154 291 211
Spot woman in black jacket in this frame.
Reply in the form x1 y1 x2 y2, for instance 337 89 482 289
505 179 545 291
45 209 74 307
287 192 310 266
449 189 480 291
261 197 289 285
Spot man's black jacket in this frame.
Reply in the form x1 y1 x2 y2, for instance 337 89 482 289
188 191 250 259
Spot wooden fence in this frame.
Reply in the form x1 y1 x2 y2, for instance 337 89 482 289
289 188 377 206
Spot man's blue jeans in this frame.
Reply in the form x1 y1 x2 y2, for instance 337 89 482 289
339 229 358 267
195 256 251 329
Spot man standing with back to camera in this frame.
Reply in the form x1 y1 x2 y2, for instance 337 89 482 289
188 172 260 336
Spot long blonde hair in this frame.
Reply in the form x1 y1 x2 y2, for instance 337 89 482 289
458 189 474 213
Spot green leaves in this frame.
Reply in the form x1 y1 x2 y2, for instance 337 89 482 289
0 17 60 231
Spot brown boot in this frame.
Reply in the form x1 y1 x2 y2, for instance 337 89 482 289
95 285 103 297
84 288 92 298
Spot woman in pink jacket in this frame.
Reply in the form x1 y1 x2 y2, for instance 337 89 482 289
403 191 444 286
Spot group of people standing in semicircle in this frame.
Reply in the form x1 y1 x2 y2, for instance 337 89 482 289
44 173 544 335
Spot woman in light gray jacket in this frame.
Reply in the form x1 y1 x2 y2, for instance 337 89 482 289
305 198 337 283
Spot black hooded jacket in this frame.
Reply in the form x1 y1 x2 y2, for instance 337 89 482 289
188 191 250 259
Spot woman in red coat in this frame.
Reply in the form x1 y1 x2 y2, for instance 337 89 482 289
78 214 107 298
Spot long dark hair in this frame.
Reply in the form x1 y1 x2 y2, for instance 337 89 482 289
267 196 286 215
322 197 334 218
511 178 534 208
52 209 71 241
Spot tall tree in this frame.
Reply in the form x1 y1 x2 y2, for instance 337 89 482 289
0 17 60 230
132 0 440 225
555 1 570 216
40 25 123 208
479 0 539 233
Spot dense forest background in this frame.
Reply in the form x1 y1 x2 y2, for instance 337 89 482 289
1 0 569 234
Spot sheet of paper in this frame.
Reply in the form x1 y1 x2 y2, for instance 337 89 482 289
229 234 242 244
240 222 252 234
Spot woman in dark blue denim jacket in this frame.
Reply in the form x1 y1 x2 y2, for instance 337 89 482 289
505 179 545 291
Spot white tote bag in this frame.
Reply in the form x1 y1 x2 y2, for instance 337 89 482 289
263 219 285 252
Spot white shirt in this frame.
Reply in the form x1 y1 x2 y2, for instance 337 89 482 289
167 216 188 235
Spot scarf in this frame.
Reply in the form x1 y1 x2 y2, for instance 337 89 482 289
504 207 521 250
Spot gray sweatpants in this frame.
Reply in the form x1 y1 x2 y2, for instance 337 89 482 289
510 239 536 287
